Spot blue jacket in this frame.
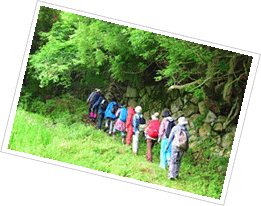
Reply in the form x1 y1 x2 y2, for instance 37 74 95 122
132 113 142 133
92 96 104 114
93 93 101 105
166 124 189 151
104 101 117 119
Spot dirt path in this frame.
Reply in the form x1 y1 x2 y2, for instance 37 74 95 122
81 114 98 127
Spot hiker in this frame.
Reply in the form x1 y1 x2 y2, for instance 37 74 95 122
144 112 161 162
93 94 108 130
132 106 146 155
90 89 101 121
104 98 118 135
112 104 128 143
125 106 135 147
158 110 176 169
86 88 97 116
166 116 189 179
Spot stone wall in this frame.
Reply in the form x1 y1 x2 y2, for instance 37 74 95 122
112 85 237 160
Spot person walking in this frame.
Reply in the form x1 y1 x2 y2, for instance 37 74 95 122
90 89 101 121
166 116 189 179
104 98 118 135
158 110 176 169
86 88 97 116
132 106 144 155
144 113 161 163
125 106 135 147
112 104 128 143
95 94 108 130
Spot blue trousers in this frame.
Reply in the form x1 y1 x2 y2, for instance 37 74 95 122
159 138 172 169
97 113 104 129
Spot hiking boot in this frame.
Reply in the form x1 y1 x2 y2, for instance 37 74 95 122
104 127 108 132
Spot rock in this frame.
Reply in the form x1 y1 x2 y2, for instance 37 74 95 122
213 123 223 131
198 101 207 115
170 98 183 113
188 114 201 129
139 88 146 97
225 124 237 134
210 146 222 157
170 89 179 100
128 98 137 108
221 132 235 149
172 110 184 121
204 110 217 125
145 86 155 96
183 103 199 118
190 95 200 104
126 87 138 98
199 123 212 140
184 94 192 105
212 135 222 145
205 97 220 114
216 116 227 123
224 150 231 158
140 93 149 104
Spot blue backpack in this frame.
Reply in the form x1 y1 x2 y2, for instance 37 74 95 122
119 108 128 122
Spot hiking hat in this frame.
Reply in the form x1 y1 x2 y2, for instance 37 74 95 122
178 116 188 125
96 89 101 93
119 103 124 108
152 112 159 120
162 110 171 117
135 106 142 113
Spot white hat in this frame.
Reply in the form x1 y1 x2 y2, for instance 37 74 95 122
178 116 188 125
151 112 159 120
135 106 142 113
96 89 101 93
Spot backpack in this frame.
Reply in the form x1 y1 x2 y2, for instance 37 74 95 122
111 104 118 114
176 126 188 151
100 99 108 110
165 119 176 139
148 120 161 139
119 108 128 122
138 115 146 131
131 114 146 131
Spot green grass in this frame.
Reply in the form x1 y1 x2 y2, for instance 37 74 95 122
9 96 227 200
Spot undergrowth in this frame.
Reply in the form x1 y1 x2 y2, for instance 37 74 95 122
10 94 227 199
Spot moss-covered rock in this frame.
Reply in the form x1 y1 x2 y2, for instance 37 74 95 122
126 87 138 98
183 103 199 117
199 123 212 140
170 97 183 113
198 101 208 115
221 132 235 149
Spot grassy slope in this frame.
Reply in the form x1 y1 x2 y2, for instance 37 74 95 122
8 97 226 200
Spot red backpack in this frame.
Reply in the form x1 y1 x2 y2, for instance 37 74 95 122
148 120 161 139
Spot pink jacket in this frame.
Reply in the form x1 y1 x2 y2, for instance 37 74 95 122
158 117 174 142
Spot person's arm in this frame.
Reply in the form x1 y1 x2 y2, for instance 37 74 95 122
166 127 175 151
158 120 165 143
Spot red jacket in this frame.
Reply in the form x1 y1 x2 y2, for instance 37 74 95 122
126 107 135 128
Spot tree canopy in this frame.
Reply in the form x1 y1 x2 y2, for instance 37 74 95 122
25 6 252 123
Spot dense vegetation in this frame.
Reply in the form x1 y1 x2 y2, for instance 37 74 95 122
10 94 227 199
11 6 253 200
